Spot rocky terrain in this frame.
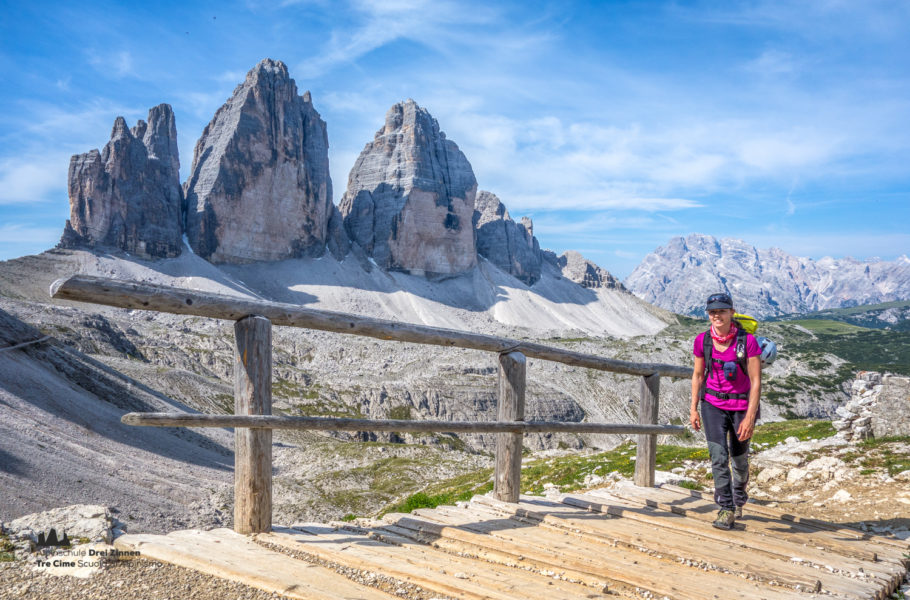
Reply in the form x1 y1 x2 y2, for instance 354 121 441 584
339 99 478 277
184 59 336 263
473 190 541 285
0 246 685 532
2 419 907 600
59 105 183 259
625 233 910 318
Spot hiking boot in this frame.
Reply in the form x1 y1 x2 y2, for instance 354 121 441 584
713 509 736 530
734 506 743 519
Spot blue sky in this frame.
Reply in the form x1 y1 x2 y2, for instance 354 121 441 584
1 0 908 278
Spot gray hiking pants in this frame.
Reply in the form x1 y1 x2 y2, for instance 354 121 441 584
700 400 750 510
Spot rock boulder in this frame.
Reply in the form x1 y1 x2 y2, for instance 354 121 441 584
339 99 477 277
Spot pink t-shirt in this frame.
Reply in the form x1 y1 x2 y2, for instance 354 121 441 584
693 331 761 411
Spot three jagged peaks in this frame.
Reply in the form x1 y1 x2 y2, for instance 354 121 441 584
59 58 621 289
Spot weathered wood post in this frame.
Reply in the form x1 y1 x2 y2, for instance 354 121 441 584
233 315 272 534
494 351 526 503
634 373 660 487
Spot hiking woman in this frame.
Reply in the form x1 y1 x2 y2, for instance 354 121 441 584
689 293 762 530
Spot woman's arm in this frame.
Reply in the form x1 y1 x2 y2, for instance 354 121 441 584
736 355 762 441
690 356 705 431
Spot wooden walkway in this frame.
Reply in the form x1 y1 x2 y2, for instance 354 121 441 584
115 484 909 600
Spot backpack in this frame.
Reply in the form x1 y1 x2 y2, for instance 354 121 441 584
702 313 778 385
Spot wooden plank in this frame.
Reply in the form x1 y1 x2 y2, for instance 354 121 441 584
472 495 888 599
494 351 525 503
598 485 907 592
382 513 622 593
634 374 659 487
113 528 396 599
405 504 819 600
50 275 691 378
233 315 272 535
260 525 609 600
559 492 898 589
662 483 910 555
120 412 685 435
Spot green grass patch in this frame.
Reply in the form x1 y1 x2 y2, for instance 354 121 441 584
381 469 495 516
857 436 910 476
213 393 233 414
787 319 868 335
273 378 320 400
655 445 709 469
751 419 836 447
0 534 16 562
388 405 412 421
676 480 704 491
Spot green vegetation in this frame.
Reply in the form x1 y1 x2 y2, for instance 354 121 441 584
771 300 910 332
388 405 412 421
799 330 910 376
381 469 494 516
857 435 910 476
676 480 704 491
381 439 716 515
289 398 363 419
273 378 320 400
213 393 233 414
750 419 835 447
786 319 868 335
0 533 15 562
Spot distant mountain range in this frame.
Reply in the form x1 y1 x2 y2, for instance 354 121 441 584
624 234 910 318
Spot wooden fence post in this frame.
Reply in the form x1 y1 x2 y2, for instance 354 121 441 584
233 315 272 534
634 373 660 487
494 351 526 503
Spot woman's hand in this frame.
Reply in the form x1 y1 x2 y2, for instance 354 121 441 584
736 413 756 441
689 409 701 432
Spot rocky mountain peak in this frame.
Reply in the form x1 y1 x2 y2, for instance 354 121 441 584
339 99 477 277
474 190 541 285
551 250 623 289
625 234 910 317
59 104 183 259
248 57 289 80
183 58 334 263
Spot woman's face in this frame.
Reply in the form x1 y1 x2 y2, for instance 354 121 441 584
708 308 734 329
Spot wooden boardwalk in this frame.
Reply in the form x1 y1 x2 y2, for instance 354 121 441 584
115 484 908 600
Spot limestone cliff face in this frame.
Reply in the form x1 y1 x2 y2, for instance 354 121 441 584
543 250 623 289
60 105 182 258
339 100 477 277
184 59 333 263
473 191 541 285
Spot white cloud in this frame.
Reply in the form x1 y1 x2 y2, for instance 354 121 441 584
745 231 910 262
0 158 68 205
0 224 62 261
292 0 545 78
88 49 135 78
0 224 62 244
743 49 799 77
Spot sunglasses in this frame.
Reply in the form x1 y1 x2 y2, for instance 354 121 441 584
707 293 732 304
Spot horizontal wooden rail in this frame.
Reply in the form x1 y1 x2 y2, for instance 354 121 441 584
51 275 691 379
121 412 686 435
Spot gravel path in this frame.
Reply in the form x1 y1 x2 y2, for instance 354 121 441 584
0 559 294 600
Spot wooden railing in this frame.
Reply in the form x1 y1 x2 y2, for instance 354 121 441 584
51 275 691 534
